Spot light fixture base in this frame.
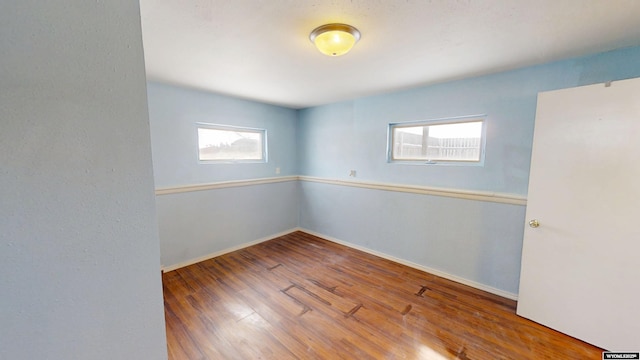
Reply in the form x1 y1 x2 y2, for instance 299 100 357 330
309 23 361 57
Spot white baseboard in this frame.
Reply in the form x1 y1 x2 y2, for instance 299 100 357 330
299 228 519 301
161 228 301 272
161 227 518 301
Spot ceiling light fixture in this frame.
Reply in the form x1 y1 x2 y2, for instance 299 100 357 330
309 23 361 57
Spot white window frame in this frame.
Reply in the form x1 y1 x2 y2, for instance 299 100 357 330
387 115 486 165
196 123 268 163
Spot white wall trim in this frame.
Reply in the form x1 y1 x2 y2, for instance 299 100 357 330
161 228 300 272
155 175 526 205
300 228 519 300
155 176 298 195
299 176 527 206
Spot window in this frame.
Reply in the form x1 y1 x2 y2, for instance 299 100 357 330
389 117 485 164
197 123 267 162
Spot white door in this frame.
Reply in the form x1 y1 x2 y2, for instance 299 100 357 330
517 78 640 351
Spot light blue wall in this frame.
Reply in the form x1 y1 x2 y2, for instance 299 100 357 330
299 182 526 293
147 82 298 188
298 46 640 195
147 82 299 267
157 181 298 267
1 1 167 359
297 46 640 295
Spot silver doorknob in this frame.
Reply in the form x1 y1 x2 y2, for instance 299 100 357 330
529 219 540 228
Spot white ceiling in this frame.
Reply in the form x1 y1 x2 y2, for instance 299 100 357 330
140 0 640 109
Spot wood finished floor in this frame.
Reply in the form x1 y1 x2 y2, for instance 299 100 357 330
163 231 603 359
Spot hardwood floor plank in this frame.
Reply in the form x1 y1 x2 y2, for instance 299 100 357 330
163 231 603 359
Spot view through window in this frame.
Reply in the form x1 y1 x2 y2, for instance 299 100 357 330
390 119 484 163
197 124 266 162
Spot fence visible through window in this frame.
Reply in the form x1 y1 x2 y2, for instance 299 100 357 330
390 119 484 163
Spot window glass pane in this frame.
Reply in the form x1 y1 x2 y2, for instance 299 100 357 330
197 126 264 161
392 120 482 162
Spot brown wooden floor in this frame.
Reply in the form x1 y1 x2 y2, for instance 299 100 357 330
162 231 603 359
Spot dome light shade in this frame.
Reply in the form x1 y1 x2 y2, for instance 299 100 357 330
309 23 361 57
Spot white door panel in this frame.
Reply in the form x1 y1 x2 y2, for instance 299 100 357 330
517 78 640 351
